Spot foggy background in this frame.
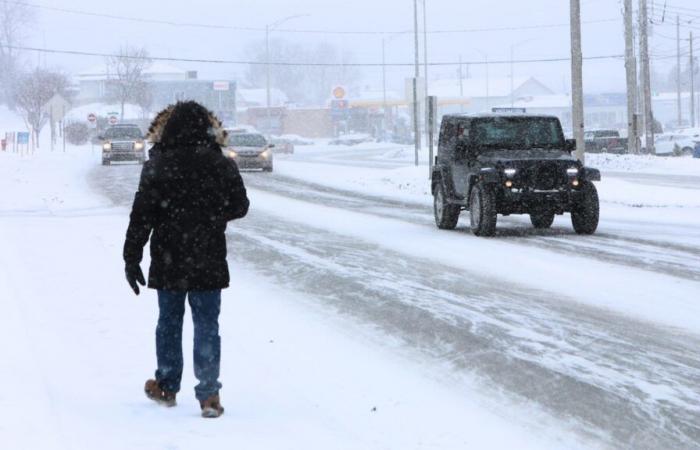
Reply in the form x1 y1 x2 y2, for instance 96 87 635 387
21 0 698 96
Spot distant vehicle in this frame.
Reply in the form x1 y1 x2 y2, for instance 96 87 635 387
584 129 627 154
226 125 259 135
223 132 274 172
329 133 374 146
654 134 696 156
275 134 314 146
694 142 700 159
100 124 146 165
431 114 601 237
268 137 295 154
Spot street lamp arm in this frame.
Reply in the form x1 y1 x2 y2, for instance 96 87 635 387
269 14 310 30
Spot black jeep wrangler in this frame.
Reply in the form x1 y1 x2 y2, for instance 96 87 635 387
431 114 601 237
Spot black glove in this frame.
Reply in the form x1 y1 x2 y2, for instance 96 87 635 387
125 263 146 295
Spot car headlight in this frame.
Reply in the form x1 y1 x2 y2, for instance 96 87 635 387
566 167 579 176
226 149 238 159
261 150 271 159
134 142 144 151
102 143 111 151
504 168 517 177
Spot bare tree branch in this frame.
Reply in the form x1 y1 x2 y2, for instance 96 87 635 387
106 45 153 119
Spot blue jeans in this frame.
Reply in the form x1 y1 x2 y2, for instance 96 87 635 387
155 290 222 401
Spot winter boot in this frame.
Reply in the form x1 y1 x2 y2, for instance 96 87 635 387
144 379 177 407
200 394 224 418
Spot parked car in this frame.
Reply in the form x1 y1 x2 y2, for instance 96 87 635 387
223 132 274 172
100 124 146 165
431 114 601 236
584 129 627 154
654 134 696 156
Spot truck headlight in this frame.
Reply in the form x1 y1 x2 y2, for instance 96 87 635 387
102 143 111 151
504 168 517 177
566 167 579 176
261 150 271 159
134 142 144 151
226 150 238 159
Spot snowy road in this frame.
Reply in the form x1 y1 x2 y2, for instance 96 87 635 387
90 151 700 449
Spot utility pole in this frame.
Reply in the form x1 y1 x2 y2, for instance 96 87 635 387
265 24 271 136
413 0 421 165
422 0 429 133
459 54 464 113
382 37 387 115
510 45 515 107
677 15 683 127
624 0 639 154
640 0 654 154
691 32 696 128
570 0 585 163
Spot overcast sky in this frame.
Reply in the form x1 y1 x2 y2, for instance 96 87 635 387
25 0 700 94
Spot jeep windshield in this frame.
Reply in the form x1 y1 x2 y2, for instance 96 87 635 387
229 134 267 147
104 127 143 140
470 117 565 150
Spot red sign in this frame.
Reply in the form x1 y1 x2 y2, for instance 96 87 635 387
332 86 347 100
108 116 119 125
88 113 97 123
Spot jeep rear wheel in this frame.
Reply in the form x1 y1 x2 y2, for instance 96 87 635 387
469 183 497 237
530 212 555 229
433 183 460 230
571 181 599 235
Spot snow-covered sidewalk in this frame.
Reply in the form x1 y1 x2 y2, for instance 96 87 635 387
0 148 587 449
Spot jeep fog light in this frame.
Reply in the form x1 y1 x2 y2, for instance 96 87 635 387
572 179 580 187
505 180 513 188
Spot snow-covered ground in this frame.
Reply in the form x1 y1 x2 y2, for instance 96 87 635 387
0 147 593 448
2 132 700 448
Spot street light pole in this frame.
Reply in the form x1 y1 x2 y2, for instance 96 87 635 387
413 0 421 165
264 14 308 137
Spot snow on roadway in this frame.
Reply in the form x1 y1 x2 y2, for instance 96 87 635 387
0 147 591 449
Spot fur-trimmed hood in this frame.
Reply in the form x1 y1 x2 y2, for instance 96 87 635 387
147 102 228 147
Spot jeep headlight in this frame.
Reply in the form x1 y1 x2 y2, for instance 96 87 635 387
504 168 517 177
102 142 111 151
566 167 579 176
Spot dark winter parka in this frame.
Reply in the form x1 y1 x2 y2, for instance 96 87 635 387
123 101 249 291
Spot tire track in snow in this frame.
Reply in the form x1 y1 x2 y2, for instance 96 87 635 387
89 164 700 449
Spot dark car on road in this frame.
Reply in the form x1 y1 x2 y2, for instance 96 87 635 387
101 124 146 165
223 132 274 172
431 114 601 237
584 129 628 154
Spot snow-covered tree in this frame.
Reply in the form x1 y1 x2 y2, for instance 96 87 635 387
0 1 35 105
13 68 70 147
106 46 152 120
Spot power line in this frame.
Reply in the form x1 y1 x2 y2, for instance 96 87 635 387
6 44 625 67
1 0 620 36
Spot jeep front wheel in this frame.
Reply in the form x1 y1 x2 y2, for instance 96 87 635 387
571 181 599 235
433 183 460 230
530 212 555 229
469 183 497 237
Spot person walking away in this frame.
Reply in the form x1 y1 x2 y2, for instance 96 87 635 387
123 101 249 418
